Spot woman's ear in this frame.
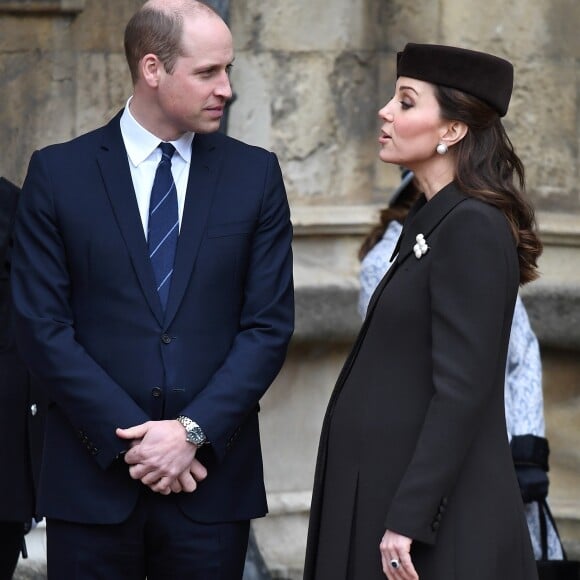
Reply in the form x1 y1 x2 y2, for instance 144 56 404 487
440 121 468 148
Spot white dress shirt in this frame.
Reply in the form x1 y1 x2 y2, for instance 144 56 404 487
119 97 194 239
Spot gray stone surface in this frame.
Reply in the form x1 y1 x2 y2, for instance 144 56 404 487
293 282 580 350
523 284 580 349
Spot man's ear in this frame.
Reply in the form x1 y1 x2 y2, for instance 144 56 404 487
140 54 163 88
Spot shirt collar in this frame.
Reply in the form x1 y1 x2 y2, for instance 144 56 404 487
120 96 194 166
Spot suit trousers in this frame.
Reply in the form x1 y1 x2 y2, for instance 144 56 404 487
46 488 250 580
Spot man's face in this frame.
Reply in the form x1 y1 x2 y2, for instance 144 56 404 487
156 14 234 137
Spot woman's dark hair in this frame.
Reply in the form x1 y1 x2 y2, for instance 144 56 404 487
435 85 542 284
358 180 420 260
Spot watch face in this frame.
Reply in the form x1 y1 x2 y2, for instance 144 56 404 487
177 416 207 446
186 427 206 446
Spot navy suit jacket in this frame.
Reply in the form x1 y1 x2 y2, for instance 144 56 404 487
11 112 294 524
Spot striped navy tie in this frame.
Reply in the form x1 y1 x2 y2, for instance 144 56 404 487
148 142 178 310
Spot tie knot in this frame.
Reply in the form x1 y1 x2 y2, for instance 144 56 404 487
159 142 175 160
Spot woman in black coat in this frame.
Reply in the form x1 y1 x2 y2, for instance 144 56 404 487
304 44 543 580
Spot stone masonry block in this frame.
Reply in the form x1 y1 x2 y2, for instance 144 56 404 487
228 52 274 149
230 51 378 203
543 0 580 59
0 51 75 183
269 53 336 160
283 146 342 203
74 52 131 136
75 53 111 134
441 0 580 61
267 51 378 203
376 0 440 52
0 15 55 51
231 0 378 52
107 52 133 114
259 342 348 490
440 0 548 59
71 0 143 51
508 60 578 210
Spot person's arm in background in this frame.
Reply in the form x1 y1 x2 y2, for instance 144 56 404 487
505 295 544 438
506 295 548 503
507 295 564 559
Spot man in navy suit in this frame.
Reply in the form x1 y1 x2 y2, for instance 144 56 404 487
10 1 294 578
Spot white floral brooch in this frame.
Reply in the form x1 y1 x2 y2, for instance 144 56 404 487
413 233 429 259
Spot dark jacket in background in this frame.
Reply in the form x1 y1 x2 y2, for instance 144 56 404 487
0 177 45 523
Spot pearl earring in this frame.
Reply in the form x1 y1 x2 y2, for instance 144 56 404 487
436 143 448 155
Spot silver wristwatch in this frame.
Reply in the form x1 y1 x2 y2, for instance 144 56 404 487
176 416 208 446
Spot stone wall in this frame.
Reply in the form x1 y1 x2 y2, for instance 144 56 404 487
1 1 579 578
0 0 140 185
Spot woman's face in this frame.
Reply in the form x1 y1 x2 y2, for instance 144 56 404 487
378 77 449 167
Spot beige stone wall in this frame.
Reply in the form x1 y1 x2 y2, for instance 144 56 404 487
230 0 580 211
2 1 580 578
0 0 140 185
229 0 384 205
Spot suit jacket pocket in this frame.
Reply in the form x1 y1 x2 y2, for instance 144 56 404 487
207 220 254 238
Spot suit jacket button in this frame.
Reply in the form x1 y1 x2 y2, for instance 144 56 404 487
151 387 162 398
431 521 440 531
161 333 172 344
30 403 38 416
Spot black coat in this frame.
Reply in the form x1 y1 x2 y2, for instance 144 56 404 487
304 184 538 579
0 177 45 522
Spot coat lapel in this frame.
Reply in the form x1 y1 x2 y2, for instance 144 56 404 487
164 133 221 326
369 183 468 309
396 182 468 265
96 112 164 325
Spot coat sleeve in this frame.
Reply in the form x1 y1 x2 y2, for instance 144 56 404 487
11 150 150 470
178 152 294 462
385 203 515 544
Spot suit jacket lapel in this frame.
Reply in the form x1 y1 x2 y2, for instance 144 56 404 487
96 113 164 325
164 133 221 326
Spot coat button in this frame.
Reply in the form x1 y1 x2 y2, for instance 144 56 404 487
431 521 440 531
151 387 162 398
30 403 37 416
161 333 172 344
